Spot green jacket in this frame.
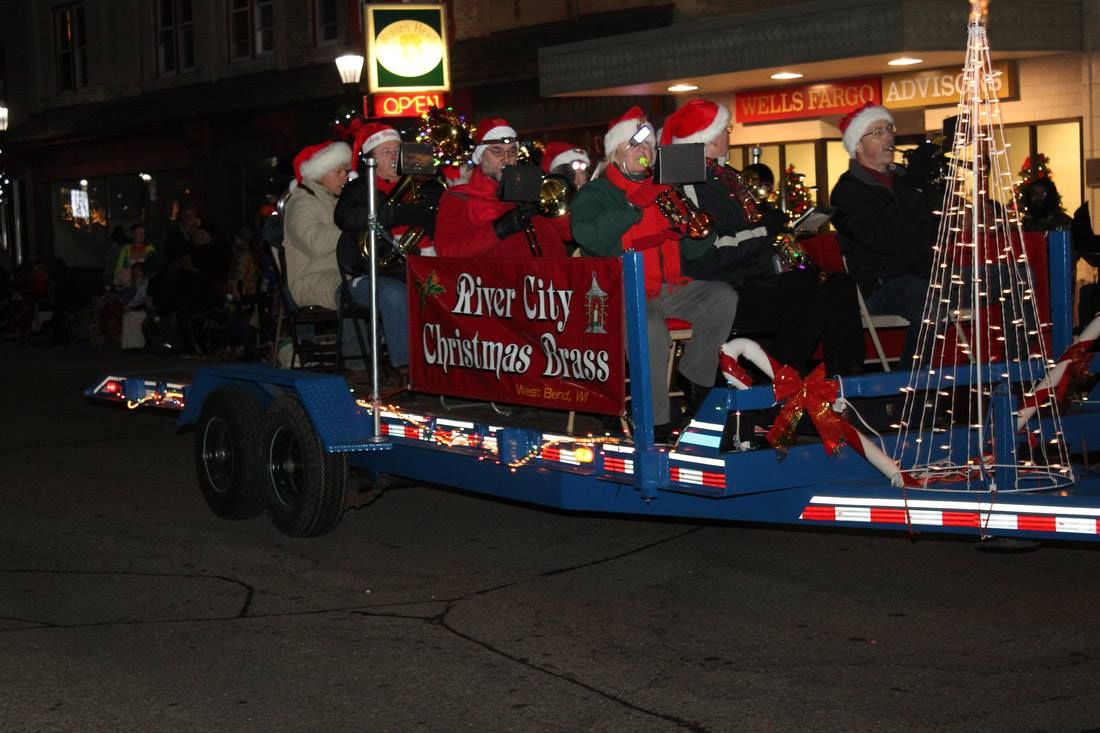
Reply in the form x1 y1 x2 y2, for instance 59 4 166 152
571 176 714 259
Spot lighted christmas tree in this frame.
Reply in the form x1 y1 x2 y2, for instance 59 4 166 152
893 0 1073 491
1012 152 1053 211
783 164 812 217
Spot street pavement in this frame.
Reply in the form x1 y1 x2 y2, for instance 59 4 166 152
2 341 1100 732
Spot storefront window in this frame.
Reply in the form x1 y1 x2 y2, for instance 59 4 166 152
1035 121 1082 213
49 170 191 271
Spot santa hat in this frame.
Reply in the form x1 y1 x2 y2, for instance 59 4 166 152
292 141 351 189
353 122 402 158
660 99 730 146
603 106 655 157
839 102 894 157
471 118 518 164
542 142 590 174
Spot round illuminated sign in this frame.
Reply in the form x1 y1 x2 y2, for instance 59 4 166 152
375 20 444 78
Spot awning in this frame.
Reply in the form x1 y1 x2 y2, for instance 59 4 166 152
538 0 1083 97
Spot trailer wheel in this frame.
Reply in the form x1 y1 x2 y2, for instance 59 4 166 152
194 386 266 520
262 395 347 537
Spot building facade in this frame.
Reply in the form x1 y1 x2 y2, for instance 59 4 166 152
1 0 1096 279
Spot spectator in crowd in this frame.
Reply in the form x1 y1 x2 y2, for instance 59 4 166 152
571 106 738 441
666 99 863 376
435 118 568 258
830 102 937 366
118 261 151 351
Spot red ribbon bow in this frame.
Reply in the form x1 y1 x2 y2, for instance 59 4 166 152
765 363 861 457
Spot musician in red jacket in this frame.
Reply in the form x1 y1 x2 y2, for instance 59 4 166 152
434 118 567 259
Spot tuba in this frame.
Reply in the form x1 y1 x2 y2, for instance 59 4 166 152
274 187 293 217
358 174 438 269
714 163 765 224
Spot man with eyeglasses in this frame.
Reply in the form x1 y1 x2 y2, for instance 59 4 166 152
435 118 567 258
667 99 864 377
831 102 937 367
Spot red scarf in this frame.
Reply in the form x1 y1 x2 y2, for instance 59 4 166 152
605 164 689 298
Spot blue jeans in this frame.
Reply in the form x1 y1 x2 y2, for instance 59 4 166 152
338 275 409 368
865 274 928 367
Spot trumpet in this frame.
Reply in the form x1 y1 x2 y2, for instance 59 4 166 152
655 185 713 240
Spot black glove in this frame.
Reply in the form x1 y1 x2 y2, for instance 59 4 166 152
492 202 539 240
761 206 788 238
389 201 438 233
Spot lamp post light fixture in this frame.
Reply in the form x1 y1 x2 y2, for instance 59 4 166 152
335 54 365 117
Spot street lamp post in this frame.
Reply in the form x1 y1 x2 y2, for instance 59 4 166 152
0 103 10 258
334 54 366 118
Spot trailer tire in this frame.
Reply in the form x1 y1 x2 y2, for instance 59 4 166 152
194 386 266 520
262 394 347 537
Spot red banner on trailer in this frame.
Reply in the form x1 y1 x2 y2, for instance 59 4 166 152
406 256 625 415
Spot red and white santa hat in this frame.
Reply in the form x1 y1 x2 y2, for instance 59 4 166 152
471 117 518 164
353 122 402 158
659 99 730 146
542 142 590 174
839 102 894 157
291 141 351 189
603 106 655 156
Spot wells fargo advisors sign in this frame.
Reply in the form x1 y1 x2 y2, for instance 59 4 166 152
735 77 881 124
365 3 450 93
406 257 626 415
883 60 1016 110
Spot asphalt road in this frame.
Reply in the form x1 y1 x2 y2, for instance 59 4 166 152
3 342 1100 732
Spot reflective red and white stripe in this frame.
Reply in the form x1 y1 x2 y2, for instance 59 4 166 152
800 496 1100 535
603 444 634 475
541 445 583 466
669 452 726 489
380 423 422 440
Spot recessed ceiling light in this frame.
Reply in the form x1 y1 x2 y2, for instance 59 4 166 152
770 71 803 80
888 57 923 66
668 83 698 93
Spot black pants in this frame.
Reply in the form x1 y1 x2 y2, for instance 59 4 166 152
733 269 864 375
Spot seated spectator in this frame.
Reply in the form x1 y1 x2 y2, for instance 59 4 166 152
118 262 151 351
435 118 568 259
571 106 738 441
830 103 937 367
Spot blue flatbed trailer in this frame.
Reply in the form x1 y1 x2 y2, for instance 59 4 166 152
86 234 1100 542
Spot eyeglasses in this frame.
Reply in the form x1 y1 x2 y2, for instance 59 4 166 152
485 145 518 159
861 123 896 139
